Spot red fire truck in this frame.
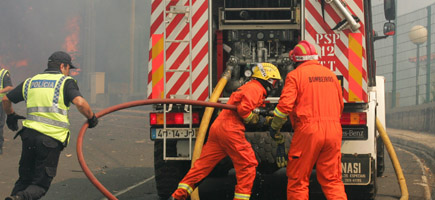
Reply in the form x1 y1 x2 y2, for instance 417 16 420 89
147 0 396 199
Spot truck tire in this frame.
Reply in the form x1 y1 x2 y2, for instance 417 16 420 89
245 131 292 173
376 136 385 177
154 140 190 199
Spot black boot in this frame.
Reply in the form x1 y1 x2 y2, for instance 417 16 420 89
5 196 23 200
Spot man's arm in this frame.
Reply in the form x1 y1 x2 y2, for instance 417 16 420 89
275 73 298 117
0 86 13 94
0 71 13 94
2 95 15 115
72 96 94 119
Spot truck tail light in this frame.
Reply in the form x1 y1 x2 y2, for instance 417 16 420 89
150 112 200 125
340 112 367 125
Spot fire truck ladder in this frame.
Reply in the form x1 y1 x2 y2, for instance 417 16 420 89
162 0 194 161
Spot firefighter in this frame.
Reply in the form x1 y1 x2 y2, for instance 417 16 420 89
269 41 347 200
0 67 13 155
2 51 99 200
170 63 281 200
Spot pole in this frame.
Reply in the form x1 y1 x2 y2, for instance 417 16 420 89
130 0 136 94
86 0 96 103
392 2 398 107
427 6 432 102
416 44 420 105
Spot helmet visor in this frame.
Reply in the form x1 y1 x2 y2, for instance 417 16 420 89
267 79 278 87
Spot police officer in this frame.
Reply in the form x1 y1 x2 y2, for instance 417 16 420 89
0 67 13 155
2 51 99 200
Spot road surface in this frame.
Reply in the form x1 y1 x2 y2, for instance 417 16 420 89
0 107 432 199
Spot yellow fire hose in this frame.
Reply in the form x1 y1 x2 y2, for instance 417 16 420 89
191 67 233 200
376 117 409 200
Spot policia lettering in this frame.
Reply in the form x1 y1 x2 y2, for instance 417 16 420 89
30 80 56 89
23 74 73 145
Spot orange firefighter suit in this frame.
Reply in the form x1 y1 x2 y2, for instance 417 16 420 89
274 60 347 200
171 79 265 200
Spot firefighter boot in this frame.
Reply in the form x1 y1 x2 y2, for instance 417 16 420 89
5 196 23 200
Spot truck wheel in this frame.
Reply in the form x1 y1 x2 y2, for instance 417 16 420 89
376 136 385 177
154 140 190 199
245 131 292 173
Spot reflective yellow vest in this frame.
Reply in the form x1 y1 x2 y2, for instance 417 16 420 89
22 73 74 144
0 69 10 102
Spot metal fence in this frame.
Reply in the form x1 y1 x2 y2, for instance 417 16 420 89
373 3 435 108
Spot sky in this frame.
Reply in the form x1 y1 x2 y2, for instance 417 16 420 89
372 0 434 15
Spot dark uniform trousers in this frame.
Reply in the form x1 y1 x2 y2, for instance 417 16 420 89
11 127 63 200
0 103 6 150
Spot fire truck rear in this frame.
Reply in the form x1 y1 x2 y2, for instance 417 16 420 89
147 0 396 199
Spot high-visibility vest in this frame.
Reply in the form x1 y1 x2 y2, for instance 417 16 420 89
22 73 74 144
0 69 10 102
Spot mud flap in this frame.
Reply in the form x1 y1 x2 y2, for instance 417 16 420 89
341 154 371 185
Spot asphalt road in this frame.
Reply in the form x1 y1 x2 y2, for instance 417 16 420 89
0 106 433 200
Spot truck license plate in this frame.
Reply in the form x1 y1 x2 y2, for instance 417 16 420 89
341 154 371 185
151 128 197 139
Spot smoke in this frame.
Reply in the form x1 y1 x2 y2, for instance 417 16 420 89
0 0 83 83
0 0 151 107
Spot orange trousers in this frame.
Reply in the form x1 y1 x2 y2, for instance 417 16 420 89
172 118 258 200
286 121 347 200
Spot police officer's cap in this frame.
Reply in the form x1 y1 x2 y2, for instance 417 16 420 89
48 51 77 69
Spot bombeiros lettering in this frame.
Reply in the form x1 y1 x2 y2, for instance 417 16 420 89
308 76 334 83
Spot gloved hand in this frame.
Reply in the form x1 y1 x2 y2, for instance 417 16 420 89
269 126 277 138
270 115 287 131
6 112 26 131
273 131 285 144
269 127 285 144
265 116 274 125
276 143 287 168
88 113 98 128
243 112 259 125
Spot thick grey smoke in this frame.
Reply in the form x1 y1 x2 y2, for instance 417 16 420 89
0 0 150 107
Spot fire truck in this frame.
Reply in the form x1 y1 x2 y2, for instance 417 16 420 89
147 0 396 199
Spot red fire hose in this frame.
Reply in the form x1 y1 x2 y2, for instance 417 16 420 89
76 99 236 200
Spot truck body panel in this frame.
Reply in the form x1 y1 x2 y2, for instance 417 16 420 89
303 0 368 103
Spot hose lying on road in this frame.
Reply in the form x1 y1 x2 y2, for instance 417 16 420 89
76 99 236 200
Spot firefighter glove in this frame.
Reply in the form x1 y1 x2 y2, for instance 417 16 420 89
269 126 277 138
270 115 287 131
243 112 260 125
274 131 285 144
88 113 98 128
276 143 287 168
6 112 26 131
269 127 285 144
265 116 274 125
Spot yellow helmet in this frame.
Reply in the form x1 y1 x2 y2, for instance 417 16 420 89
251 63 281 82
